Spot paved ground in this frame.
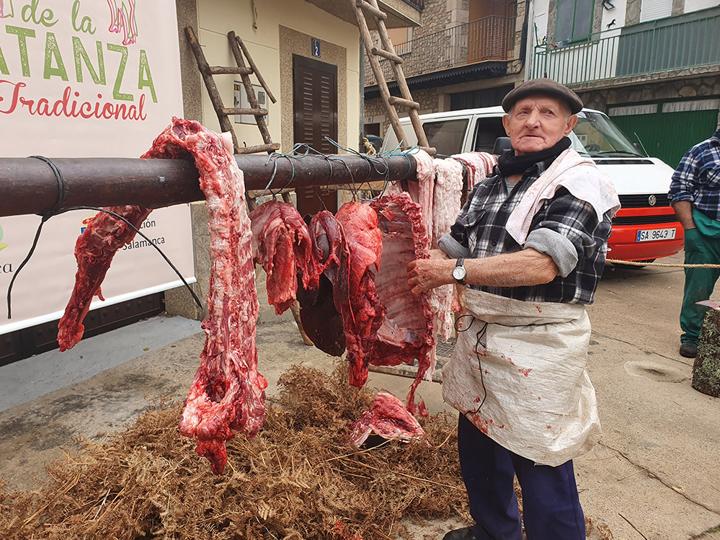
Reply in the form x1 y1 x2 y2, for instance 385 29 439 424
0 252 719 539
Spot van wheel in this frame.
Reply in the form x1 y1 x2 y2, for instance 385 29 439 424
613 259 655 269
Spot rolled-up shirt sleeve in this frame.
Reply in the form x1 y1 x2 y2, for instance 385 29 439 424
526 188 608 278
669 149 699 203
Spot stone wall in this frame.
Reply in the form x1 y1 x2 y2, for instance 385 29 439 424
365 88 443 137
364 0 521 85
578 74 720 111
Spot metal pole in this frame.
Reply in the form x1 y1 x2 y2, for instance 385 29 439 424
0 154 417 218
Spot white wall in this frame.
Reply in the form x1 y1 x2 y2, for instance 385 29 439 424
684 0 720 12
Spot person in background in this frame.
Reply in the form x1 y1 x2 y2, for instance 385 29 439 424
669 127 720 358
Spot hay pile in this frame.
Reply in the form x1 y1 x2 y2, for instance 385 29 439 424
0 365 467 539
0 363 613 539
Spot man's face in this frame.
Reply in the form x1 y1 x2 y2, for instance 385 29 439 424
501 95 578 155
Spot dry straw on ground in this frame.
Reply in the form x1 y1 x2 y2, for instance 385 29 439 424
0 363 613 539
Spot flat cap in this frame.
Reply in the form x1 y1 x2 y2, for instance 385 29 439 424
502 79 583 114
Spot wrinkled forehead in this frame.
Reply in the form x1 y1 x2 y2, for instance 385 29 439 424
510 94 570 115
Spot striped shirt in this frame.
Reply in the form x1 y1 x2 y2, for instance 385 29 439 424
669 130 720 220
439 160 612 305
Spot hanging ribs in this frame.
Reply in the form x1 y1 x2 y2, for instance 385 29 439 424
147 118 265 474
369 193 435 413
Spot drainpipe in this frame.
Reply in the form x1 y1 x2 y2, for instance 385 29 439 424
359 35 365 151
523 0 534 80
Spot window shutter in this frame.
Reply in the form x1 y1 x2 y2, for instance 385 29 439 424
640 0 672 22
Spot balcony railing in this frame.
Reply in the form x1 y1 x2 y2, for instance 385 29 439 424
531 11 720 86
366 16 516 85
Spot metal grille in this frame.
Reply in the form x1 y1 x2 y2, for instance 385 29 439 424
613 214 678 225
618 193 671 208
400 0 424 9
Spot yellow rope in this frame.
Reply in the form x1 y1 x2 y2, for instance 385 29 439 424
607 259 720 269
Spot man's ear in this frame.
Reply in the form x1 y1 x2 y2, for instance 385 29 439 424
502 114 512 136
564 114 578 135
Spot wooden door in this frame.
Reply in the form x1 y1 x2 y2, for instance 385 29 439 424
292 55 339 219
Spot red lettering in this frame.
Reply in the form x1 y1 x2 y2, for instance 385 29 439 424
0 80 25 114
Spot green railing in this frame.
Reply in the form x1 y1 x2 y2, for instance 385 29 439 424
532 11 720 85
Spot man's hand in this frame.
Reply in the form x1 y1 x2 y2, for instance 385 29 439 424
407 258 454 295
672 201 696 230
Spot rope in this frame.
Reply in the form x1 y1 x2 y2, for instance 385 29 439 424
607 259 720 269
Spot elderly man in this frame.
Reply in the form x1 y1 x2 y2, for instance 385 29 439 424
669 128 720 358
408 79 619 540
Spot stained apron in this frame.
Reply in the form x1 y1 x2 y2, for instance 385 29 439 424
442 287 601 466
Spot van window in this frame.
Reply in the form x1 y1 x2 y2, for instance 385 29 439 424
473 117 507 153
424 119 469 155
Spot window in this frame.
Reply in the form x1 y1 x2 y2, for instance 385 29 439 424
423 119 469 156
473 117 507 152
387 26 413 55
555 0 594 44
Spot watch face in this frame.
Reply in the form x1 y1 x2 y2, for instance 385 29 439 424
452 266 466 281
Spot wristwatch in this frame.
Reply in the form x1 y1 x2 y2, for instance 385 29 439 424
452 258 467 284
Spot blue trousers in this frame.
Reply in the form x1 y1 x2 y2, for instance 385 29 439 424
458 414 586 540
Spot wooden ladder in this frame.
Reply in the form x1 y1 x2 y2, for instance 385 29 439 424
350 0 434 154
185 26 280 155
185 27 315 346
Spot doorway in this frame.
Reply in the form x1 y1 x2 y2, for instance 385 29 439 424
292 54 339 218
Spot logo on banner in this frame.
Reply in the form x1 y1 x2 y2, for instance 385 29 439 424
0 0 157 122
0 224 7 251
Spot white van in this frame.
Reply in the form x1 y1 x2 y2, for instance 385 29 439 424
380 107 682 262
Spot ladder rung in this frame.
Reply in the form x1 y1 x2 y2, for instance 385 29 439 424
237 143 280 154
372 47 403 64
356 0 387 20
222 107 268 116
389 96 419 109
208 66 253 75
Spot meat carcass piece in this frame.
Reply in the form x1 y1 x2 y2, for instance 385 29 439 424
335 202 384 387
350 391 425 447
296 211 347 356
384 149 435 236
250 201 317 315
57 205 152 351
369 193 435 412
147 118 265 474
430 158 465 342
452 151 497 191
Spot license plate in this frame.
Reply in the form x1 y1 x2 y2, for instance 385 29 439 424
636 228 677 242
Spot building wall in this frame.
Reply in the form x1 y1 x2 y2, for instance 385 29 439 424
167 0 362 320
196 0 360 152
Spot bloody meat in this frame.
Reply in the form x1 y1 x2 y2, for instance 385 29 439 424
148 119 265 474
350 391 425 447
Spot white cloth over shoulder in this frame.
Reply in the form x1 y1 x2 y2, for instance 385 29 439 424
442 287 601 466
505 148 620 245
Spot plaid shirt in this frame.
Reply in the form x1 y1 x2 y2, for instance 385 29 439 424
669 130 720 220
442 160 612 304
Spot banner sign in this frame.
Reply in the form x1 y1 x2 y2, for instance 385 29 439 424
0 0 195 334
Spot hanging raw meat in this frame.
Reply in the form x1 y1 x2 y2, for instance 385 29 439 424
369 193 435 413
250 200 317 315
296 211 347 356
334 201 384 387
57 205 151 351
147 118 265 475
